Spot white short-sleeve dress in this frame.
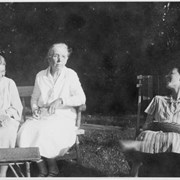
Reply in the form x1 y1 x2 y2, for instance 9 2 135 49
17 66 86 158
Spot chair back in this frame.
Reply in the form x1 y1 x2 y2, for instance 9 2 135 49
17 86 34 121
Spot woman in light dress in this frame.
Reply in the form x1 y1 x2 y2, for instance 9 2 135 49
120 65 180 176
0 55 23 177
17 43 86 177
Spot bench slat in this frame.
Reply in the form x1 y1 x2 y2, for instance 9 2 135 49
18 86 34 97
0 147 40 163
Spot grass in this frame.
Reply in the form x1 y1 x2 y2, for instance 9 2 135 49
82 114 138 128
78 114 137 177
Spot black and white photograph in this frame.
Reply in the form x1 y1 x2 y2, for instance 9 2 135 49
0 0 180 177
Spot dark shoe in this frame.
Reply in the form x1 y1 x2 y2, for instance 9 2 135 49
47 172 60 177
37 173 47 177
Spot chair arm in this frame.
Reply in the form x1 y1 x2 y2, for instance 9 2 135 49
76 104 86 112
76 129 85 135
74 104 86 128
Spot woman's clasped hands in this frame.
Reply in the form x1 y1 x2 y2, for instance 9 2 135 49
32 98 63 119
48 98 63 114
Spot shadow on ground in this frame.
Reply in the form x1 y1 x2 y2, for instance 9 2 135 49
7 160 106 177
128 152 180 177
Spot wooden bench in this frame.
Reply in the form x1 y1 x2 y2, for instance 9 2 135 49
0 86 85 177
0 147 40 177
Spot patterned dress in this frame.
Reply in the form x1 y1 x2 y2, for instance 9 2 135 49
137 95 180 153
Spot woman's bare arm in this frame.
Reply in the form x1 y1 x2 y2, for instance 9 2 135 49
143 114 154 130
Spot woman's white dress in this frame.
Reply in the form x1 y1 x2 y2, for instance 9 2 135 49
0 77 23 148
17 66 86 158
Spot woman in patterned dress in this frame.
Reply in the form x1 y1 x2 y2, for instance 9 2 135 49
17 43 86 177
0 55 23 177
120 65 180 175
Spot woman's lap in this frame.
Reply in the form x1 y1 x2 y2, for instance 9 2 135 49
137 130 180 153
17 116 77 158
0 119 19 148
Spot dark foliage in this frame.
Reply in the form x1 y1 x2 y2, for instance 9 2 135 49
0 2 180 115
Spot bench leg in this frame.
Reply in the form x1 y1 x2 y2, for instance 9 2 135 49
9 164 19 177
25 162 31 177
75 136 81 165
15 163 25 177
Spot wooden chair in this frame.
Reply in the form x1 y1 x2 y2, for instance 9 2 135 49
18 86 86 167
127 75 180 177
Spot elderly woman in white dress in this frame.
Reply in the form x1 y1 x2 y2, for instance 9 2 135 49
17 43 86 177
0 55 23 177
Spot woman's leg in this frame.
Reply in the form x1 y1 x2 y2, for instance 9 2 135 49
0 165 8 177
46 158 59 177
36 159 48 177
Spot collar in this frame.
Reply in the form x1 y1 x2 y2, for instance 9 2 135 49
46 66 66 77
168 96 180 103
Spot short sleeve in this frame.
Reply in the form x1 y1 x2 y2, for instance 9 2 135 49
144 96 158 116
62 70 86 106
